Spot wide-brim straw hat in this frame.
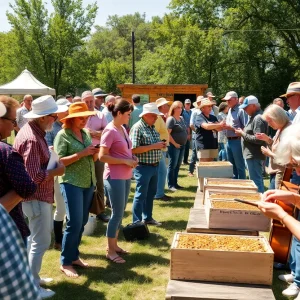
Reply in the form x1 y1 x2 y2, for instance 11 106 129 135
24 95 68 118
156 97 172 108
280 82 300 97
139 103 164 117
60 102 96 123
199 99 213 110
0 102 6 117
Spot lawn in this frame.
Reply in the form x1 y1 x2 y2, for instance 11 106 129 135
36 165 289 299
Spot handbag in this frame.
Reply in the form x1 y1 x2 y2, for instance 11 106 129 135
123 222 150 241
89 187 105 215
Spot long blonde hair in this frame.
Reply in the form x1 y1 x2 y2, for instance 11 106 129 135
168 100 183 116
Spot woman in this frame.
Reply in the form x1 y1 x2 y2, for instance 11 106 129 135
99 99 137 264
166 101 188 191
217 102 229 161
256 104 291 189
0 96 37 243
54 102 99 278
195 99 226 162
258 123 300 298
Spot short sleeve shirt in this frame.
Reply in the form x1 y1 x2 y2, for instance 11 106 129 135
54 128 96 188
85 111 108 144
100 122 133 180
195 113 218 150
166 116 188 145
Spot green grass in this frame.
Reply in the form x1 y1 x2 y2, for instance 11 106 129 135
37 166 289 299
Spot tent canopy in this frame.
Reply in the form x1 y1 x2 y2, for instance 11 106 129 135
0 69 56 96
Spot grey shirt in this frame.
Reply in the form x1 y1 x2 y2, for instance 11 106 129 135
166 116 188 145
241 109 268 160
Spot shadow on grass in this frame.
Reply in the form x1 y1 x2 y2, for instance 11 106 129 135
272 269 289 300
161 219 188 232
158 199 193 209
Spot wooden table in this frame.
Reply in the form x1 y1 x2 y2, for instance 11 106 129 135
165 280 275 299
186 207 259 236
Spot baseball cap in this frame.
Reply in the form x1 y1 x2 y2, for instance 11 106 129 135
222 91 238 100
239 95 259 109
184 99 191 104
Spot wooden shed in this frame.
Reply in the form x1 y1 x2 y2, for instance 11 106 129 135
117 84 208 104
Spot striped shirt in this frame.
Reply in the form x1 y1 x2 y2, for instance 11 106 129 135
130 118 162 164
14 121 54 204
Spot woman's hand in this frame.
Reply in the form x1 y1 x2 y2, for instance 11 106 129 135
255 133 269 142
261 146 273 157
263 189 296 205
81 145 99 157
258 201 287 221
124 159 138 168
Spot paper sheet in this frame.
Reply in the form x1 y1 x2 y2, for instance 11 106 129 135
47 150 59 170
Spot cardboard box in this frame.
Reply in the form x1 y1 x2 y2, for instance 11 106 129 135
170 232 273 285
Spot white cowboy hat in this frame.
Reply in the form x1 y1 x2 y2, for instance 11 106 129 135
0 102 6 117
139 103 164 117
156 97 172 108
24 95 68 118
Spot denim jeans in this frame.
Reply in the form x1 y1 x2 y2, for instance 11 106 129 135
132 165 158 223
290 212 300 287
246 159 265 193
291 170 300 185
22 200 53 286
269 173 276 190
60 183 94 266
218 143 227 161
189 138 198 174
155 151 167 198
226 139 246 179
167 143 185 188
183 139 190 163
104 177 131 238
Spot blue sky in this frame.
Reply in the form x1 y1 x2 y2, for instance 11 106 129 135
0 0 171 32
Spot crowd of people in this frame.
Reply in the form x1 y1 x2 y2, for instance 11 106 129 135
2 82 300 298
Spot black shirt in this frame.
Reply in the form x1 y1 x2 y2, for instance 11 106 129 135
195 113 218 150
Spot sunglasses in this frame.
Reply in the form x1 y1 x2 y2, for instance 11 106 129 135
1 117 17 127
47 114 58 121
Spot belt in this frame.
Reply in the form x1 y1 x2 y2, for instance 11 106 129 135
227 136 241 140
139 162 159 167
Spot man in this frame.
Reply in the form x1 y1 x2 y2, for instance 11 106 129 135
15 94 33 131
273 98 285 108
234 96 267 193
182 99 192 164
73 96 81 103
129 94 143 129
130 103 166 226
282 82 300 124
65 94 73 103
102 95 116 123
206 92 219 116
14 95 67 299
222 91 246 179
154 98 172 201
45 98 70 250
92 88 108 111
81 91 110 222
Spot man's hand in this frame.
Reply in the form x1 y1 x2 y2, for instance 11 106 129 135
234 128 244 136
152 141 167 150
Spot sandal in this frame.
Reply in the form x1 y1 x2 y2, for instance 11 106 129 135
106 254 126 264
116 248 129 255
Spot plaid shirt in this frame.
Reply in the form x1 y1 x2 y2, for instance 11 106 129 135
130 118 162 164
14 121 54 204
0 204 41 299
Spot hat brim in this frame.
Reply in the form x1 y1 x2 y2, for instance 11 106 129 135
139 111 164 117
200 104 213 110
239 103 248 109
280 92 300 98
0 102 7 117
24 105 69 119
157 100 172 107
94 93 108 97
222 96 231 101
61 111 97 123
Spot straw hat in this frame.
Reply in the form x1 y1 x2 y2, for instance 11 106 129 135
24 95 68 118
0 102 6 117
60 102 96 123
280 82 300 97
139 103 164 117
156 98 172 107
199 99 213 110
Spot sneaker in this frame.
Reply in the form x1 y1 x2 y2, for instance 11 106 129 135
175 185 184 190
169 187 177 192
39 287 55 299
278 273 294 283
144 219 162 226
154 195 172 201
40 278 53 286
282 283 300 297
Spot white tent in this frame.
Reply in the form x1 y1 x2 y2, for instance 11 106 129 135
0 69 56 95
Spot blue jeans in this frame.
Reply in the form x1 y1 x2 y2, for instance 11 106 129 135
269 173 276 190
104 177 131 238
246 159 265 193
155 152 167 198
183 140 190 163
167 144 185 188
60 183 94 265
226 139 246 179
218 143 227 161
189 138 198 174
290 212 300 287
132 165 158 222
291 170 300 185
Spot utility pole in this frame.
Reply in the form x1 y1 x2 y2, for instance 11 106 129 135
132 31 135 83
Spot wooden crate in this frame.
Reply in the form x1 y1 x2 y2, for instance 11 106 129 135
170 232 274 285
196 162 233 179
205 198 270 232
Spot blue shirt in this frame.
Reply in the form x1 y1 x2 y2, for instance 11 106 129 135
182 109 192 128
45 121 63 146
226 104 246 137
129 104 143 129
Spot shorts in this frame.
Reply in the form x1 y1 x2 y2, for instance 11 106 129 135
197 149 218 159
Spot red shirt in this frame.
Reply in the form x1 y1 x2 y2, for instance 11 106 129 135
14 121 54 203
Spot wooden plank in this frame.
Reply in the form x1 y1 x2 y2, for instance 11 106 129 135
194 190 203 209
165 280 276 300
186 208 258 236
170 233 274 285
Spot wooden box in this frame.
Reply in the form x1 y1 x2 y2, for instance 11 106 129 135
170 232 274 285
205 198 270 232
196 162 233 179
